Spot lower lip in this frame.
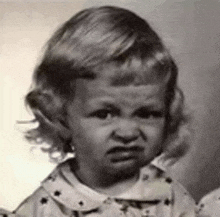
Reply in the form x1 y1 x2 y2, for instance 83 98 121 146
108 151 140 163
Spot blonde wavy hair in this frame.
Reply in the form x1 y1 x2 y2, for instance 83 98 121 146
24 6 191 164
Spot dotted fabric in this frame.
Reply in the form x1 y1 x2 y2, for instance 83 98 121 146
0 160 196 217
196 188 220 217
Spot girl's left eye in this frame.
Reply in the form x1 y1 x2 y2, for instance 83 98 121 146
135 109 164 119
91 110 114 120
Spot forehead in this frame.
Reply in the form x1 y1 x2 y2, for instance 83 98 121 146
91 61 169 86
74 76 167 106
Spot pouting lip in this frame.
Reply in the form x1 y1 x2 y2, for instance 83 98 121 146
106 146 144 155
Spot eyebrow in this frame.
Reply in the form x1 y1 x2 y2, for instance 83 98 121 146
87 97 165 111
87 87 163 100
87 99 118 109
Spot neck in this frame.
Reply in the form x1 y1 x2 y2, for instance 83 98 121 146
94 172 139 196
69 159 140 196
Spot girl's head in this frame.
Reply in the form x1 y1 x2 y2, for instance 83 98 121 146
25 6 190 167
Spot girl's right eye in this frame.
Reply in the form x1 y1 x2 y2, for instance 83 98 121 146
90 109 114 120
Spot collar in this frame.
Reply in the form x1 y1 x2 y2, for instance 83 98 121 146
42 159 172 211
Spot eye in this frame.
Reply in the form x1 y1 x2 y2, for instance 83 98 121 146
135 108 164 120
90 109 114 120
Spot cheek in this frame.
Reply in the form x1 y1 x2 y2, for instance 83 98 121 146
142 124 165 157
94 125 114 139
73 119 113 145
141 121 166 142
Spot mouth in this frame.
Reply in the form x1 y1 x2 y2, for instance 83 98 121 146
107 146 144 163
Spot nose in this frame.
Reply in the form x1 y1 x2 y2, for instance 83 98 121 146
113 119 140 144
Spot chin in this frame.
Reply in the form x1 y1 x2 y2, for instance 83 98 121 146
106 159 142 177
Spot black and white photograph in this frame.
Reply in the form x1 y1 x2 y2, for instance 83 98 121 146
1 1 220 216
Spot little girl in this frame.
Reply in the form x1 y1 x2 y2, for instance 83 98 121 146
1 6 195 216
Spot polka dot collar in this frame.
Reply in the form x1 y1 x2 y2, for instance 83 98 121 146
42 160 172 212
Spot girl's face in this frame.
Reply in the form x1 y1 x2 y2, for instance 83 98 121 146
67 73 167 185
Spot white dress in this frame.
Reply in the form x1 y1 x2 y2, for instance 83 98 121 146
0 159 196 217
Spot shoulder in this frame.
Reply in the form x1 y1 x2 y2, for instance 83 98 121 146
0 188 50 217
146 163 196 209
170 178 196 216
12 161 80 217
13 185 73 217
197 187 220 217
171 179 195 204
1 161 80 217
142 164 196 216
13 187 55 217
148 163 195 210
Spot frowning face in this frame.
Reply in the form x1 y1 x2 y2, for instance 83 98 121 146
67 74 167 186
